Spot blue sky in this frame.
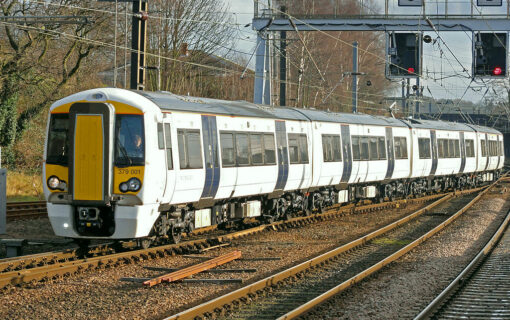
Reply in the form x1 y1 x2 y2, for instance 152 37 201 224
222 0 508 104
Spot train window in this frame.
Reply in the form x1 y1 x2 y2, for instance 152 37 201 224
378 137 387 160
437 139 444 158
115 115 145 167
490 140 497 157
322 135 332 162
322 135 342 162
250 133 263 165
47 113 69 166
360 137 369 161
352 136 361 161
394 137 402 159
164 124 173 170
220 132 235 167
157 123 165 150
332 135 342 161
443 139 449 158
454 140 460 158
501 141 504 156
288 134 300 164
177 129 203 169
236 133 250 166
400 137 408 159
446 139 452 158
418 138 431 159
299 134 309 163
369 137 378 160
394 137 408 160
481 140 487 157
465 139 475 158
264 134 276 164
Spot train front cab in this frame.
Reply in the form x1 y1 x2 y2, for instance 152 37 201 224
44 97 160 239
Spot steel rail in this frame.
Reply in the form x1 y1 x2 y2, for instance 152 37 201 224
164 178 503 320
278 180 501 320
6 201 47 221
164 186 490 320
0 191 445 289
0 193 441 273
414 203 510 319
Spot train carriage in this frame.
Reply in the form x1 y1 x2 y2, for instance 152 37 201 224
43 88 505 245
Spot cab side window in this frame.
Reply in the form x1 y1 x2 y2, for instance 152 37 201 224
164 123 173 170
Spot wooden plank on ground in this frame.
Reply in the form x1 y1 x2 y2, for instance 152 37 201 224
143 250 242 287
145 266 257 273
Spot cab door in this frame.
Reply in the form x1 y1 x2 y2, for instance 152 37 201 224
69 102 113 205
162 120 176 202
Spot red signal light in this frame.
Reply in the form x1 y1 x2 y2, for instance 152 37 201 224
493 66 503 76
407 67 415 74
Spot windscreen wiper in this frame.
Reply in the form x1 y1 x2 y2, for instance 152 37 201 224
116 139 133 167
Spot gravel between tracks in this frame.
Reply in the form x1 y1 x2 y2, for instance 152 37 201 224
306 185 510 320
0 201 428 320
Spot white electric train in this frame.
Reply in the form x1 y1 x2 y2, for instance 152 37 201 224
43 88 505 246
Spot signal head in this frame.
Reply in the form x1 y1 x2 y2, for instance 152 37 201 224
493 66 503 76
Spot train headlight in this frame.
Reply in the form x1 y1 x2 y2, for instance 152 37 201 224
119 178 141 193
119 182 129 193
48 176 60 190
127 178 141 192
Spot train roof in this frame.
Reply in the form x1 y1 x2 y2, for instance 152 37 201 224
135 90 501 134
401 118 501 134
136 91 407 127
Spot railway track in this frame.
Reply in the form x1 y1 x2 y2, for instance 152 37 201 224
6 201 47 221
0 192 443 290
164 178 503 320
415 198 510 319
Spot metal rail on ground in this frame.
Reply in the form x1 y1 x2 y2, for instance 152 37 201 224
414 203 510 319
6 201 47 221
164 178 502 320
0 192 444 290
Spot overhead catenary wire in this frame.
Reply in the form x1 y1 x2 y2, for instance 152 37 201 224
0 19 386 114
252 0 482 106
29 0 478 104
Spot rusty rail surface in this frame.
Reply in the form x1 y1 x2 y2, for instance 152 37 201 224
144 250 242 287
6 201 47 221
415 194 510 319
0 190 457 290
164 182 499 320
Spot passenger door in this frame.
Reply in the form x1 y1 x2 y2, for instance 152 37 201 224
201 115 220 199
340 124 352 183
275 120 289 190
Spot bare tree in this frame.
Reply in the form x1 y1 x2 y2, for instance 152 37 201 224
145 0 240 96
0 0 111 165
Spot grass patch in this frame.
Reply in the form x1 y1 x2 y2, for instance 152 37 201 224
5 170 44 202
372 237 412 246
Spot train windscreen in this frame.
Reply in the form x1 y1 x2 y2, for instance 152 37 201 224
46 114 69 165
114 115 145 167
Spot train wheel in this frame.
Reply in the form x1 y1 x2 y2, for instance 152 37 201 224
139 238 152 249
170 224 182 244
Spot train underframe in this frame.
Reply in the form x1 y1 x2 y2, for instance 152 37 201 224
143 170 501 248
